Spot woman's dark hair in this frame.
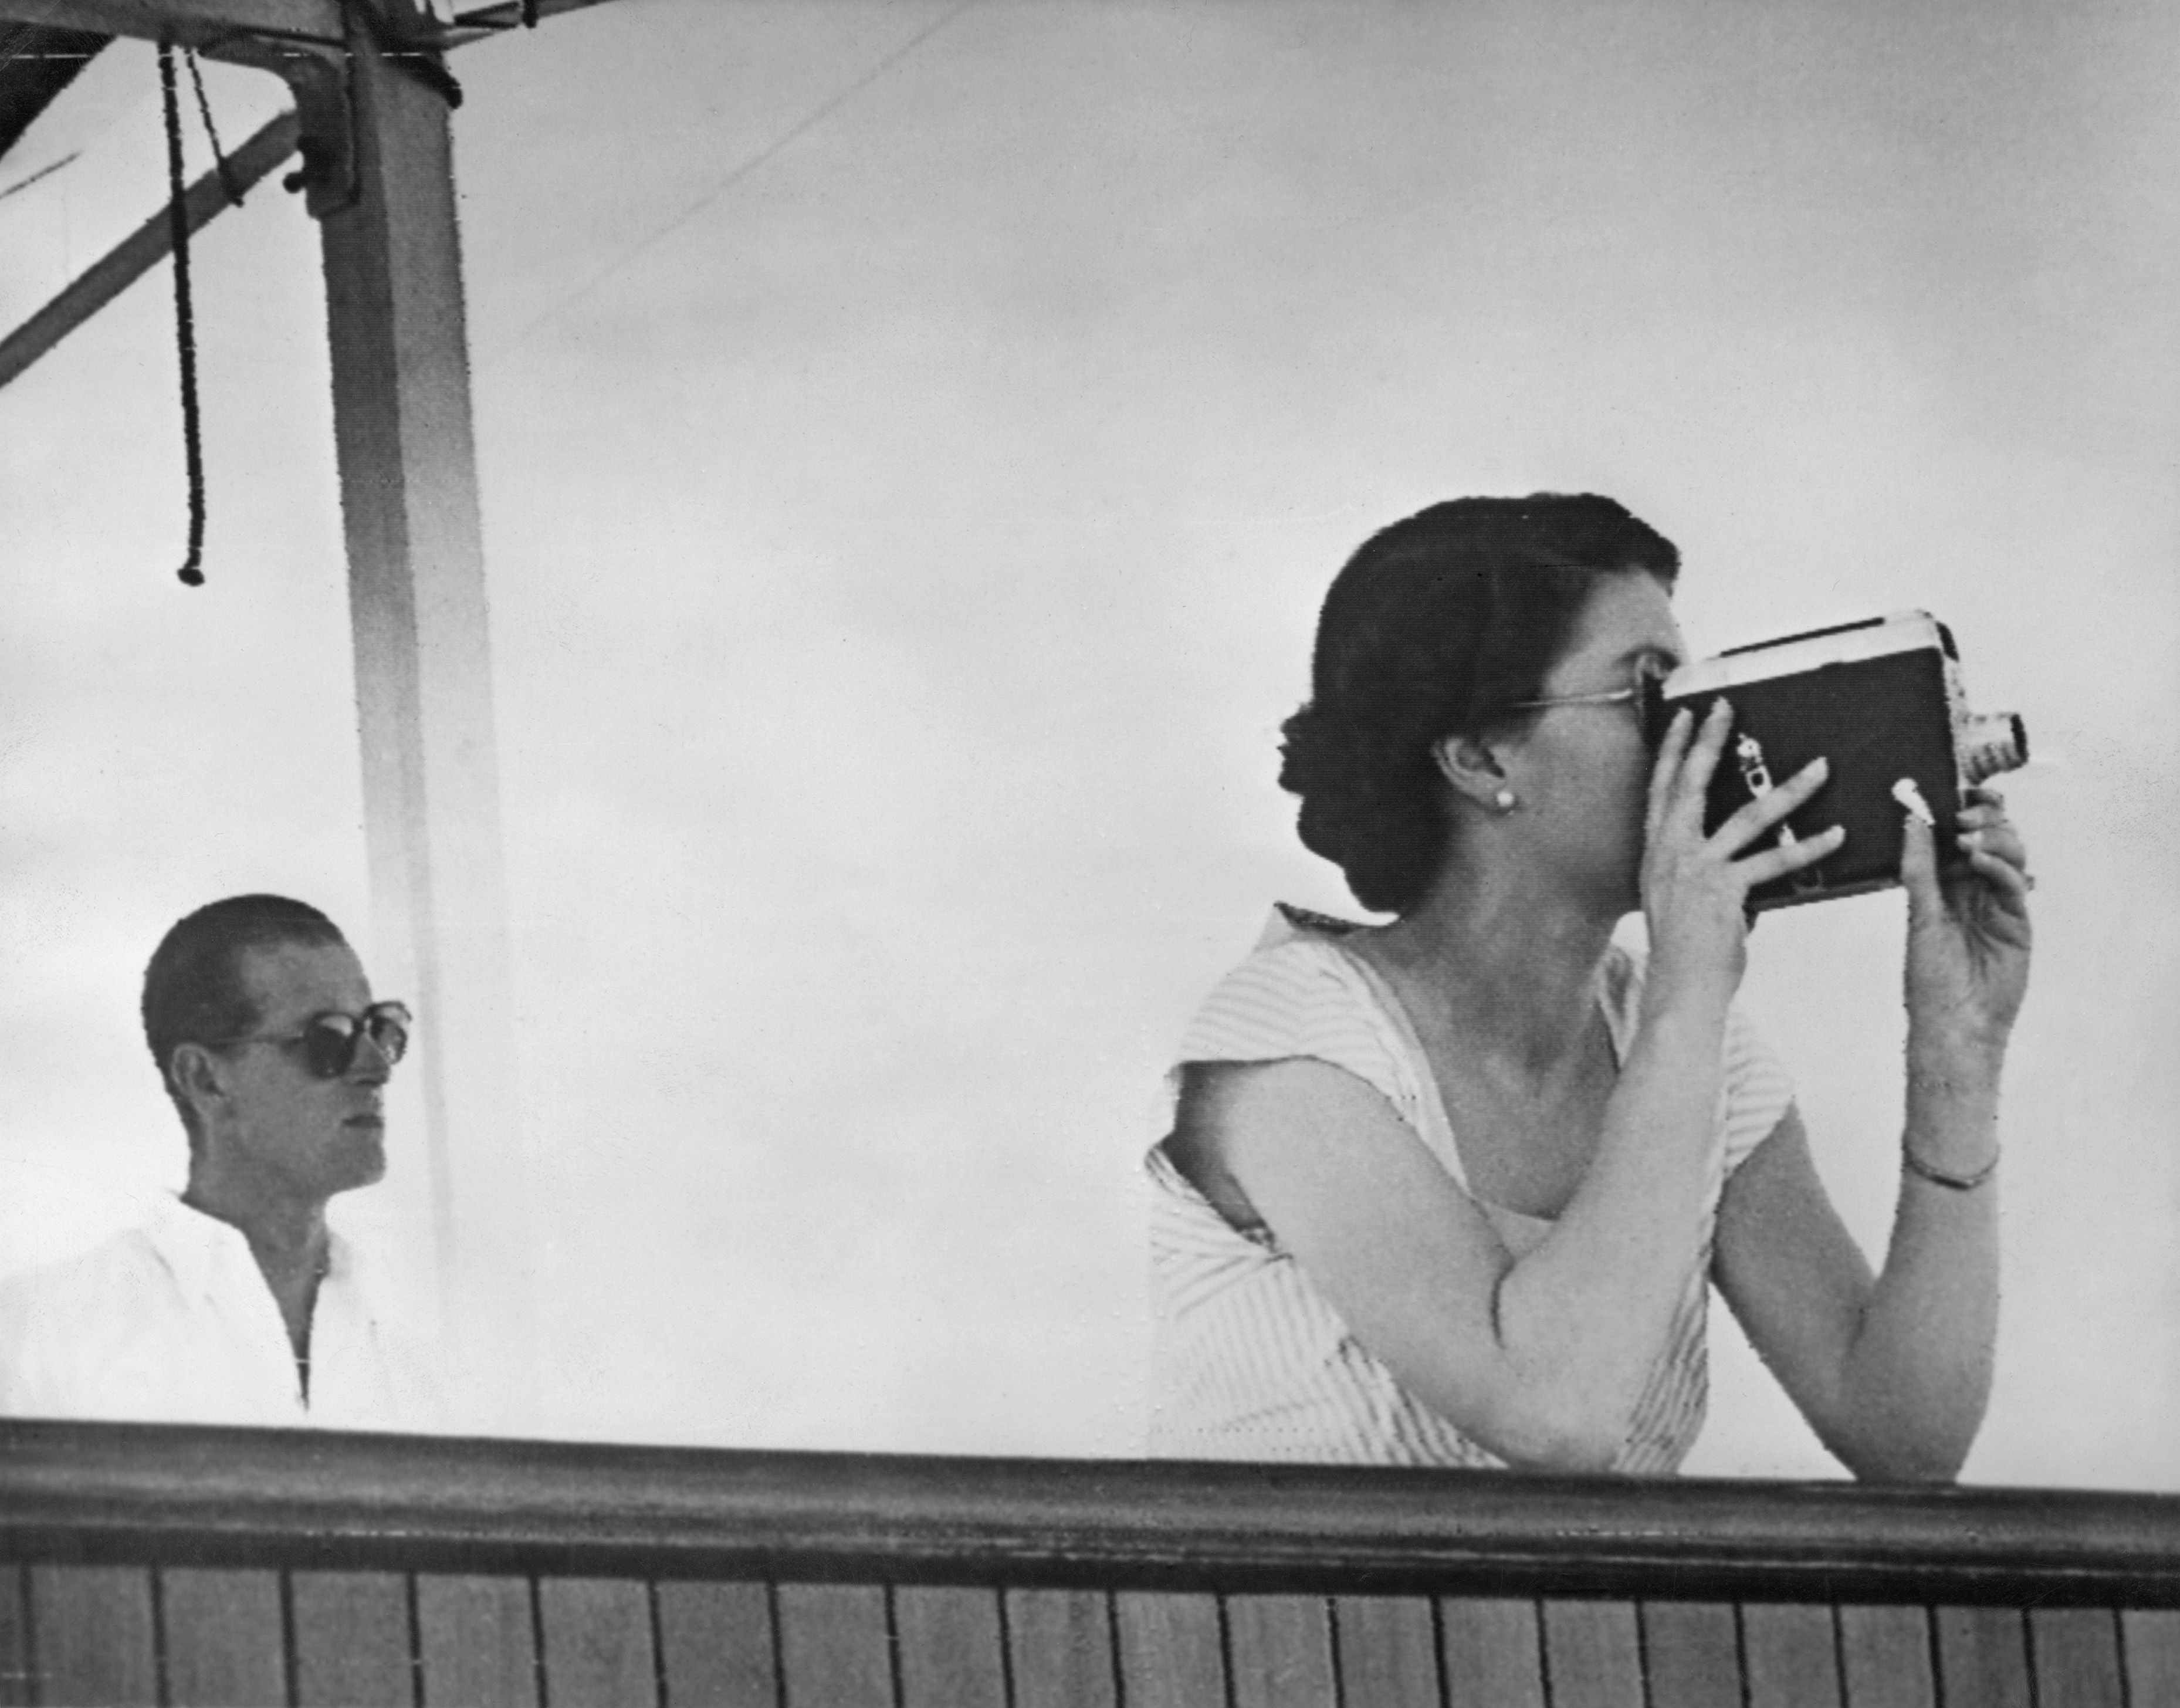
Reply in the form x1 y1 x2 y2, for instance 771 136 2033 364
1279 494 1679 914
141 894 346 1149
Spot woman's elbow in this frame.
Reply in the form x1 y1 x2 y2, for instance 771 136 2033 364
1826 1408 1981 1484
1461 1383 1637 1476
1838 1433 1973 1486
1823 1376 1988 1485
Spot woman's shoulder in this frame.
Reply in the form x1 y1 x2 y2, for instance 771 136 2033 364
1175 906 1404 1080
1188 906 1373 1017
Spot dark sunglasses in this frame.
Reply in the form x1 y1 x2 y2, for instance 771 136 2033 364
200 1001 413 1079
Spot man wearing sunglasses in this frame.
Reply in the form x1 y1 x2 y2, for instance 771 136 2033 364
0 895 439 1429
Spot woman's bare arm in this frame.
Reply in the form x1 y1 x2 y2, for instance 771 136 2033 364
1714 788 2026 1482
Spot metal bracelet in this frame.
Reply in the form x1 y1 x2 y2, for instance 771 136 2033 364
1903 1146 2000 1192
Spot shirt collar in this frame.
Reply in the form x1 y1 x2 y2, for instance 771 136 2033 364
143 1192 354 1300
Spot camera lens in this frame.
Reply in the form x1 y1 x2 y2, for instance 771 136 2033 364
1958 712 2028 784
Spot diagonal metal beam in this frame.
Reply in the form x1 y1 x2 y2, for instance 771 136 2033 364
0 108 297 389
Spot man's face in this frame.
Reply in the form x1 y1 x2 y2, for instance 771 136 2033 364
214 939 392 1200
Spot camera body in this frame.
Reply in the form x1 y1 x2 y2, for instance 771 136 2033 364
1644 611 2027 912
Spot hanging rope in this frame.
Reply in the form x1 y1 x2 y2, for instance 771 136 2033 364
183 48 242 205
158 42 206 587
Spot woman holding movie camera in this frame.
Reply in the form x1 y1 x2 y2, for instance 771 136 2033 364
1146 494 2031 1479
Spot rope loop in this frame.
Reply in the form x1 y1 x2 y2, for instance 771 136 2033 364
184 48 243 205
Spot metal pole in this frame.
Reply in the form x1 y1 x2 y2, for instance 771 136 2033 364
317 13 535 1425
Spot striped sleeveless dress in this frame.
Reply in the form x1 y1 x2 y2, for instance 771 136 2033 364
1145 905 1795 1472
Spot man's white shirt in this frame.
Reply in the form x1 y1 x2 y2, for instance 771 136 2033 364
0 1193 441 1429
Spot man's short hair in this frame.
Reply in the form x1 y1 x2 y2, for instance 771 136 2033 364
142 895 348 1148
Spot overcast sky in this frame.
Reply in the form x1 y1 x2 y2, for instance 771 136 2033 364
2 0 2175 1488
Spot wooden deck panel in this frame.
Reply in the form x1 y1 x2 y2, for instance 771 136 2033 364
415 1574 540 1708
6 1567 2180 1706
654 1581 778 1708
1226 1594 1335 1708
1438 1597 1544 1708
1004 1588 1117 1708
1113 1591 1225 1708
774 1582 893 1708
160 1567 287 1707
1739 1602 1842 1708
1932 1606 2031 1708
2121 1609 2180 1703
0 1565 30 1708
537 1577 658 1708
1335 1595 1440 1708
28 1564 158 1707
2027 1607 2124 1708
1540 1599 1644 1708
1836 1605 1935 1708
895 1585 1007 1708
291 1569 416 1708
1637 1601 1739 1708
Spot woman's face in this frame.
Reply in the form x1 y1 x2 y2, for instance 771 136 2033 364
1498 571 1687 916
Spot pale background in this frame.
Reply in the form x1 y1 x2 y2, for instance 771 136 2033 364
2 0 2175 1487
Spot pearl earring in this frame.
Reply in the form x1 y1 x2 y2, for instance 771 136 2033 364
1494 789 1517 812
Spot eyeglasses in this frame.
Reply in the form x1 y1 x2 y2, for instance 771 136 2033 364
1503 657 1671 724
198 1002 412 1079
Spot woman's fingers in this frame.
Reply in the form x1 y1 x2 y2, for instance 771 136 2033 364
1899 809 1946 924
1965 845 2034 914
1644 707 1694 850
1668 698 1735 831
1731 822 1846 891
1958 821 2028 872
1708 753 1830 856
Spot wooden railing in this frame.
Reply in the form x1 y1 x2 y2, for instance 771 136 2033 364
2 1420 2176 1705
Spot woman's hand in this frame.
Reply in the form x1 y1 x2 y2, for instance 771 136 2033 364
1902 785 2032 1057
1640 699 1844 1019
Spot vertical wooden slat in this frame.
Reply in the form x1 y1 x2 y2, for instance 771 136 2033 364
2028 1609 2123 1708
894 1587 1006 1708
537 1578 658 1708
2121 1609 2180 1706
1741 1603 1842 1708
292 1570 416 1708
0 1565 31 1708
1932 1607 2030 1708
160 1568 287 1707
1006 1589 1118 1708
655 1582 779 1708
1639 1603 1739 1708
1226 1596 1335 1708
1113 1592 1224 1708
1439 1598 1544 1708
416 1574 541 1708
29 1564 159 1708
774 1583 894 1708
1335 1597 1441 1708
1539 1602 1643 1708
1837 1606 1935 1708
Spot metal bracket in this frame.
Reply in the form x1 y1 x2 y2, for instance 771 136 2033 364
202 31 357 215
192 2 465 221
